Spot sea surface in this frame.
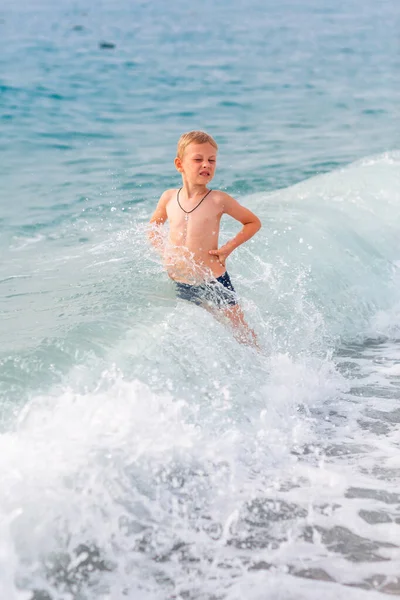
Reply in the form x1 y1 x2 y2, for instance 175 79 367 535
1 0 400 598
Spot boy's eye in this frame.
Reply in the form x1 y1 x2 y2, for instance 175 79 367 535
209 159 215 163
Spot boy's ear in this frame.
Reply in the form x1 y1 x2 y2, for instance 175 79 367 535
174 156 183 172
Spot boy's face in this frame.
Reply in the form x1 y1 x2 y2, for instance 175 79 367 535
175 142 217 185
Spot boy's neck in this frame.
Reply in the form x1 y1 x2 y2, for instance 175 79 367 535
181 179 209 200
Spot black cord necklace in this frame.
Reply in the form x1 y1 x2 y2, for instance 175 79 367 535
177 187 212 221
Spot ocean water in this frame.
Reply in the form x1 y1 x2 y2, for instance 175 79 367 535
1 0 400 598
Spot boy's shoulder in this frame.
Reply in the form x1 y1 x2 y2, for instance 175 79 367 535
159 188 178 203
211 190 232 199
211 189 237 208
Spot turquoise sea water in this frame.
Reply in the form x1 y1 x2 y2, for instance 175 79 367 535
1 0 400 598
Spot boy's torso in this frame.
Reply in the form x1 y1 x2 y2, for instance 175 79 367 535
164 188 225 284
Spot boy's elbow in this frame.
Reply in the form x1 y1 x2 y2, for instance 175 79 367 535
255 217 262 231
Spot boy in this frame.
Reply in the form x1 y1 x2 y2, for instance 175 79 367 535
148 131 261 346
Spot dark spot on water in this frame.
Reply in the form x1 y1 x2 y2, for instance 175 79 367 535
362 108 387 116
327 409 347 421
236 125 250 132
350 385 399 399
359 510 393 525
99 41 116 49
226 498 308 552
287 122 313 129
323 443 373 457
313 160 340 170
362 575 400 594
335 360 364 378
31 591 52 600
219 100 246 108
27 543 114 599
357 418 391 435
364 408 400 424
346 487 400 504
363 336 389 346
291 443 318 456
244 498 307 526
302 525 396 562
201 518 223 540
302 525 314 543
336 338 389 359
45 90 67 102
154 541 187 563
294 567 335 582
72 25 84 31
249 560 272 571
49 143 72 151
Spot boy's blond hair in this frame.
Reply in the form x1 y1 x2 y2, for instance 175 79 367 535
177 131 218 159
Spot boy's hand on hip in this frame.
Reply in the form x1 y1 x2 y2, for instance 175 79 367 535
209 247 231 267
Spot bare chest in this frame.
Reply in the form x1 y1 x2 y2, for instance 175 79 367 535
167 196 221 237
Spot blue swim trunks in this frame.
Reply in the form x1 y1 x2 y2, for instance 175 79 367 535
175 272 237 308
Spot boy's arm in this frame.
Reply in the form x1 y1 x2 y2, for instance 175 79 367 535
148 191 170 250
209 193 261 267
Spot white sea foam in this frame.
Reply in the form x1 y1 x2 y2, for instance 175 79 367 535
1 153 400 597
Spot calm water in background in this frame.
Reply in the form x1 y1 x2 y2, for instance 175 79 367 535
1 0 400 598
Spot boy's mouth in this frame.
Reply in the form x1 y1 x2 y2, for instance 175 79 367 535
200 171 210 176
